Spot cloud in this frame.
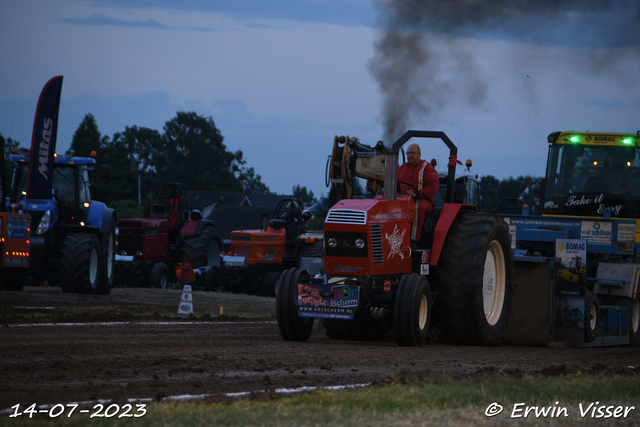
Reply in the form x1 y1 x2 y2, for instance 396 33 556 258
86 0 376 27
60 14 171 29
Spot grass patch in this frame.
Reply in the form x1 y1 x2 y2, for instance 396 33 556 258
3 373 638 426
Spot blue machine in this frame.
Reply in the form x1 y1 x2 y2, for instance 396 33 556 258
502 131 640 346
9 150 116 294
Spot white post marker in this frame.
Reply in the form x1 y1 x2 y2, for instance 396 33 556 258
178 284 193 314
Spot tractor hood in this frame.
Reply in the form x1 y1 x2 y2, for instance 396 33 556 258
118 217 170 230
326 196 414 226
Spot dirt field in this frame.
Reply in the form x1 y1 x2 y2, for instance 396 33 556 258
1 286 639 411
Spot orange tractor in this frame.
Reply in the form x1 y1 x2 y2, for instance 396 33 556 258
214 198 323 295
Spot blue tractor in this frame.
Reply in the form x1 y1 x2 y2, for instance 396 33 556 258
9 149 116 294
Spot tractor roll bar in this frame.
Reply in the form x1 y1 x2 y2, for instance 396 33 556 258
383 130 458 203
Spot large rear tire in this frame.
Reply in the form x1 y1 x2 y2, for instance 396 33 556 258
432 212 513 346
180 224 223 268
97 217 115 295
394 273 432 346
60 234 101 294
276 268 314 341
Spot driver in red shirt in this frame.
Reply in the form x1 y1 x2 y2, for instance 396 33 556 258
398 144 439 242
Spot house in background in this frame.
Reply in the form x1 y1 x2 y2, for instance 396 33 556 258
186 191 296 248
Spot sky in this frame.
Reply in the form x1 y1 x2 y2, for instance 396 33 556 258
2 0 640 199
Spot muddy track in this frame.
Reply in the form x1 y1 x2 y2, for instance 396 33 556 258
1 287 639 410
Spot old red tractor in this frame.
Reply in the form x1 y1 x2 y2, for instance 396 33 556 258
115 182 223 288
277 130 514 346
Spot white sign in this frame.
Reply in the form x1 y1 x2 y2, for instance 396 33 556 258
420 264 429 276
556 239 587 268
580 221 612 244
616 223 636 252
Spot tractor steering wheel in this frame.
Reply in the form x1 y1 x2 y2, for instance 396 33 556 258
397 181 419 196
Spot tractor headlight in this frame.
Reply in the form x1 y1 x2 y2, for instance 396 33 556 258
324 232 368 258
36 210 51 235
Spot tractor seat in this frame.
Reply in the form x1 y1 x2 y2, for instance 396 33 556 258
268 219 286 231
150 204 168 219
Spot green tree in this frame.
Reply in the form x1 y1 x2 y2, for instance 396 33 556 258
70 113 101 156
2 134 21 157
238 166 271 195
97 125 163 205
159 111 242 192
234 150 271 195
479 175 501 211
292 184 318 206
480 175 543 214
108 199 143 219
68 111 276 209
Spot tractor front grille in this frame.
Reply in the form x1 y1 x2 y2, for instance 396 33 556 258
118 235 143 254
370 223 383 263
325 209 367 225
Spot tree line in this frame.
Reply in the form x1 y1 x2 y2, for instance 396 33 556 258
2 111 541 219
70 112 272 210
479 175 543 214
2 111 311 218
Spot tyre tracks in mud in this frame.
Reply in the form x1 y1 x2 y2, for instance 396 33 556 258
2 318 640 410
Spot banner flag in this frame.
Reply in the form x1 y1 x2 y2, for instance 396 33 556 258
27 76 63 200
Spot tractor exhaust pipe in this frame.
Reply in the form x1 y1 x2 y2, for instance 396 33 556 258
384 154 398 201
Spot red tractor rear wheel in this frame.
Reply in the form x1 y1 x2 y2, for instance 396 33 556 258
432 213 513 346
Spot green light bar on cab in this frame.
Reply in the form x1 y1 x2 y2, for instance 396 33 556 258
570 136 579 143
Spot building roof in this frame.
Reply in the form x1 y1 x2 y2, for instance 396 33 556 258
248 194 295 208
186 191 250 211
186 191 299 242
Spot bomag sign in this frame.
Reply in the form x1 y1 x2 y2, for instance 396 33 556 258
590 135 616 143
553 132 637 147
585 134 622 145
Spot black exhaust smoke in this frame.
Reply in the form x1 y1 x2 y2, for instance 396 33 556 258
369 0 640 144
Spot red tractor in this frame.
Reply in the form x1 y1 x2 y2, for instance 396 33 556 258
115 182 223 288
277 130 514 346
